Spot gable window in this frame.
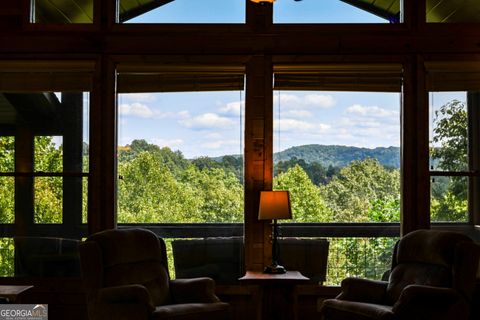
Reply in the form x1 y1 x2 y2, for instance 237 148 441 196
117 0 245 23
426 0 480 23
273 0 400 24
31 0 94 24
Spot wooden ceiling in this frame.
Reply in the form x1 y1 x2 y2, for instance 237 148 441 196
33 0 174 23
340 0 400 22
426 0 480 23
28 0 480 24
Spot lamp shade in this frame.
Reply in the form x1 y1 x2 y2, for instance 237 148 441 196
258 191 292 220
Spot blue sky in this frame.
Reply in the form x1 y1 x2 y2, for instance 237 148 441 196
117 1 461 159
118 90 401 158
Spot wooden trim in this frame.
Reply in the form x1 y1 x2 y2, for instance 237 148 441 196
244 55 273 272
401 55 430 235
468 92 480 225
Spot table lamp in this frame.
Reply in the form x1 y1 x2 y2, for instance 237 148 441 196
258 190 292 274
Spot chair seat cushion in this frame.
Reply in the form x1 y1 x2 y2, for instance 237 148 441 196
152 302 230 320
321 299 396 320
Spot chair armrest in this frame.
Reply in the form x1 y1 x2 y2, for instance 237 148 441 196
393 285 468 320
337 277 388 304
170 277 220 303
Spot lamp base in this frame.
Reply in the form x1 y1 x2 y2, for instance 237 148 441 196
263 264 287 274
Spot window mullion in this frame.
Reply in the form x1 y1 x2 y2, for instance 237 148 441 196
467 91 480 225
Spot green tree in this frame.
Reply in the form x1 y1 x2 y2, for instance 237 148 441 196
274 165 332 222
181 166 244 222
275 157 339 185
0 137 15 223
34 136 63 223
118 151 200 223
430 99 468 221
321 158 400 222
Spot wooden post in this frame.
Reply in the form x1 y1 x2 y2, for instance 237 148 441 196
244 55 273 271
401 55 430 235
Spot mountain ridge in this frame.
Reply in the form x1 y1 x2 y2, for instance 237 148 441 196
212 144 400 169
274 144 400 168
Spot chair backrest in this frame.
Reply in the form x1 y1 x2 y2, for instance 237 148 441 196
386 229 478 304
172 237 244 284
278 238 329 284
79 228 171 306
14 236 81 277
172 237 329 284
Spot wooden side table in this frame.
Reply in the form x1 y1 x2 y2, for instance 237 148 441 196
239 271 309 320
0 285 33 303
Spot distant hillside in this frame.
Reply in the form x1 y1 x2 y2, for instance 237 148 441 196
273 144 400 168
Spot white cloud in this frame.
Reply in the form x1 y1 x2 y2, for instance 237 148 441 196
151 138 184 149
119 103 188 120
346 104 399 118
202 139 238 149
178 110 190 119
179 113 235 129
123 93 156 102
274 93 336 110
206 132 223 139
331 104 400 147
275 118 331 133
119 102 155 118
304 94 336 108
220 101 244 116
284 109 313 118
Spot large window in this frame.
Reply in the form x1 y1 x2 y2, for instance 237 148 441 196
0 63 92 277
272 64 402 284
116 66 245 281
117 90 244 224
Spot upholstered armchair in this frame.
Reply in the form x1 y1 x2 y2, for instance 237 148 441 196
79 228 231 320
319 229 480 320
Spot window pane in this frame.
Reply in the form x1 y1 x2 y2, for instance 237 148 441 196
273 91 401 223
32 0 94 23
13 236 80 277
119 0 245 23
82 177 88 224
35 136 63 172
326 237 398 285
117 91 244 223
0 177 14 223
274 0 399 24
429 92 468 172
427 0 480 23
0 137 14 172
0 238 14 277
34 177 62 223
431 175 468 222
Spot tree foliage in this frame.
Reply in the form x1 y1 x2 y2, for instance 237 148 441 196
320 158 400 222
430 99 468 222
274 165 331 222
275 157 339 185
